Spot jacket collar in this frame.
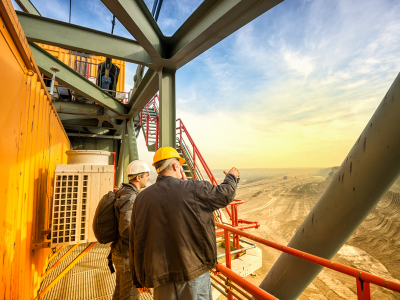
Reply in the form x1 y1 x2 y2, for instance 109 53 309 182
156 174 174 182
121 183 139 193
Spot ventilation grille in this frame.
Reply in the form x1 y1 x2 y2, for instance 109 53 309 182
51 174 90 246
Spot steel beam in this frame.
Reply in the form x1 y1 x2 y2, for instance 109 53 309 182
17 12 151 66
54 101 103 116
158 68 176 147
127 117 139 162
101 0 163 64
259 73 400 299
127 68 159 118
166 0 283 70
67 133 122 139
115 120 127 187
14 0 40 15
123 129 130 183
29 42 126 116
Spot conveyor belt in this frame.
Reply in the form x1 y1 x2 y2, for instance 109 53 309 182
39 243 153 300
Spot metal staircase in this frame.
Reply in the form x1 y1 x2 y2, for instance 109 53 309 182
139 95 194 180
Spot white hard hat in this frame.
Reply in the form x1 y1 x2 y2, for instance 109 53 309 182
126 160 151 176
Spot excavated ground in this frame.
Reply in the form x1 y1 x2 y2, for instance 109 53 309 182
235 173 400 299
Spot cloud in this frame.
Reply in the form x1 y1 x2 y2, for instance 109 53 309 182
174 0 400 168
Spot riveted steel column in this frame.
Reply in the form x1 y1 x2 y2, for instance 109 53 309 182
158 68 176 148
259 73 400 299
127 117 139 162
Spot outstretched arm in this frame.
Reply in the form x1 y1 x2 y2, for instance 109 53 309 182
197 167 240 212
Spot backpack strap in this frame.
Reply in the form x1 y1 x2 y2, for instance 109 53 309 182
117 187 138 198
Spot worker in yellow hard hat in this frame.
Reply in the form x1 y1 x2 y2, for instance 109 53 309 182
129 146 240 300
152 146 185 175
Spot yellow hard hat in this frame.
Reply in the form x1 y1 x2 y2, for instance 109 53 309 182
153 146 185 166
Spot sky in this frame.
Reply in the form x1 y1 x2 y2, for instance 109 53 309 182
12 0 400 169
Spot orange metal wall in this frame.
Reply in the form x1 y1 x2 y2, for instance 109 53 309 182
37 43 126 92
0 1 70 299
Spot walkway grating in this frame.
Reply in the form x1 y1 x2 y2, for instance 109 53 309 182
39 243 153 300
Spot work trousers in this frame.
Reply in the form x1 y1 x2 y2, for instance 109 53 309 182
112 254 141 300
153 271 213 300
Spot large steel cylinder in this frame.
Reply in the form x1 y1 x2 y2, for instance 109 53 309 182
259 72 400 299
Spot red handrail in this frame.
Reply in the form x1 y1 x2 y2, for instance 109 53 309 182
140 94 159 151
215 222 400 299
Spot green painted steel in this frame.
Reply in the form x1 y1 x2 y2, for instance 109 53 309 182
128 69 159 118
101 0 163 64
123 129 130 183
29 42 126 116
14 0 40 15
17 12 152 66
127 118 139 162
158 68 176 148
54 101 104 116
115 120 127 187
168 0 283 69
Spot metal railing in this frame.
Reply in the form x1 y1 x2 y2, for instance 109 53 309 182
74 60 129 103
140 94 159 150
74 59 98 83
215 222 400 300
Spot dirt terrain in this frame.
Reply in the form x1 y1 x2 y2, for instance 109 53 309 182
233 172 400 299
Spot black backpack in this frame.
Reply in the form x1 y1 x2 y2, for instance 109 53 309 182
92 189 134 244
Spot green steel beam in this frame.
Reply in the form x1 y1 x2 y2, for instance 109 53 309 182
167 0 283 70
115 120 127 187
29 42 126 116
54 101 103 116
101 0 163 65
158 68 176 148
127 68 159 118
59 114 123 130
127 118 139 162
15 0 40 15
17 12 152 66
123 130 130 183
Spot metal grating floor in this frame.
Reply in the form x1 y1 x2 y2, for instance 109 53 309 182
39 243 153 300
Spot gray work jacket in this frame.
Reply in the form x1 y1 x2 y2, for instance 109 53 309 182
113 183 139 257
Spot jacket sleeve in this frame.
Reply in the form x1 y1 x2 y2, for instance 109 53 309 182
196 173 238 212
129 200 143 288
116 193 135 242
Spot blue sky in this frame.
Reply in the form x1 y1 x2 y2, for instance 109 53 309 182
12 0 400 169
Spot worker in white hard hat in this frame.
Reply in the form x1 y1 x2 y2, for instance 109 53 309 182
112 160 151 300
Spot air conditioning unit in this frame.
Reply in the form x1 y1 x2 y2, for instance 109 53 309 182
51 150 114 247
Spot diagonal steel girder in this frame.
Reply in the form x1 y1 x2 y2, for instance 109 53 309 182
29 42 126 116
17 12 152 67
127 68 159 118
102 0 282 70
167 0 283 70
14 0 40 15
101 0 163 66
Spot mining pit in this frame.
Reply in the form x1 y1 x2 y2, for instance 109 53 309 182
234 171 400 299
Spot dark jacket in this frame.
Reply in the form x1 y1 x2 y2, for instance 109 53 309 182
113 183 139 257
129 174 237 288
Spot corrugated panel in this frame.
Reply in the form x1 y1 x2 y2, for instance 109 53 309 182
37 43 126 93
0 1 70 299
